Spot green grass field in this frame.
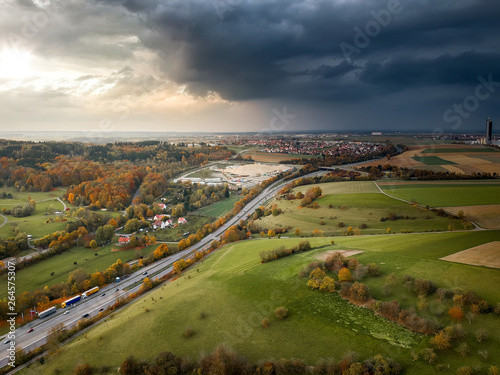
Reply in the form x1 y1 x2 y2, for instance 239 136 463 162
191 195 240 217
421 148 499 153
0 196 69 241
257 182 466 235
380 184 500 207
411 156 457 165
21 230 500 375
153 216 214 242
0 243 162 300
0 215 69 239
293 181 380 195
0 187 65 205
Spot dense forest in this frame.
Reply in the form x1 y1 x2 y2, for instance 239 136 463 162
0 140 233 207
0 140 234 257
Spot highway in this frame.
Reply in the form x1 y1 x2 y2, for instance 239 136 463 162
0 160 370 368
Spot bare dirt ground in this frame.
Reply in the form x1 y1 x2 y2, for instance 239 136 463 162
315 249 364 261
356 144 500 174
445 205 500 229
224 163 292 176
440 242 500 269
377 180 500 186
442 165 467 174
359 145 428 168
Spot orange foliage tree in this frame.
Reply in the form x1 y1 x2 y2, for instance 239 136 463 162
448 306 464 322
431 330 452 350
338 267 352 282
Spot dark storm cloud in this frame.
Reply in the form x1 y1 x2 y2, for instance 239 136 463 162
3 0 500 132
360 52 500 88
97 0 500 105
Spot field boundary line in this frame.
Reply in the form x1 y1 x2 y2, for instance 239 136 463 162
372 181 483 231
212 245 234 267
0 214 7 228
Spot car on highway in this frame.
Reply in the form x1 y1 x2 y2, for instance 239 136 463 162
63 310 70 315
3 339 11 345
101 293 106 296
99 308 104 312
27 328 34 333
142 271 147 275
82 313 89 318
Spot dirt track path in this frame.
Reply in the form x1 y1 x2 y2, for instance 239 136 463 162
0 214 7 228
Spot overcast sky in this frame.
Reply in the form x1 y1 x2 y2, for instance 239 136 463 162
1 0 499 134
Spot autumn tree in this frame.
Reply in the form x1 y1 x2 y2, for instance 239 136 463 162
173 259 188 274
319 276 336 292
449 306 464 322
154 246 166 260
350 282 371 303
139 277 153 294
431 330 451 350
339 267 352 282
90 271 105 287
178 238 188 250
274 307 288 320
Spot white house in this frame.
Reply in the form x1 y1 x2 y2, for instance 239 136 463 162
178 217 188 225
153 219 174 230
153 214 169 221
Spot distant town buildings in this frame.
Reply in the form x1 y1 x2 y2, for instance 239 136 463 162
243 139 386 157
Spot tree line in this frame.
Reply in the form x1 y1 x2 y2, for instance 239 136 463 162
69 345 403 375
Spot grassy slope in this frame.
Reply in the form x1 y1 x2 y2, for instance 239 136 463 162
0 216 68 239
258 181 466 235
0 196 67 239
0 244 160 300
380 184 500 207
191 195 240 217
22 231 500 375
293 181 380 195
